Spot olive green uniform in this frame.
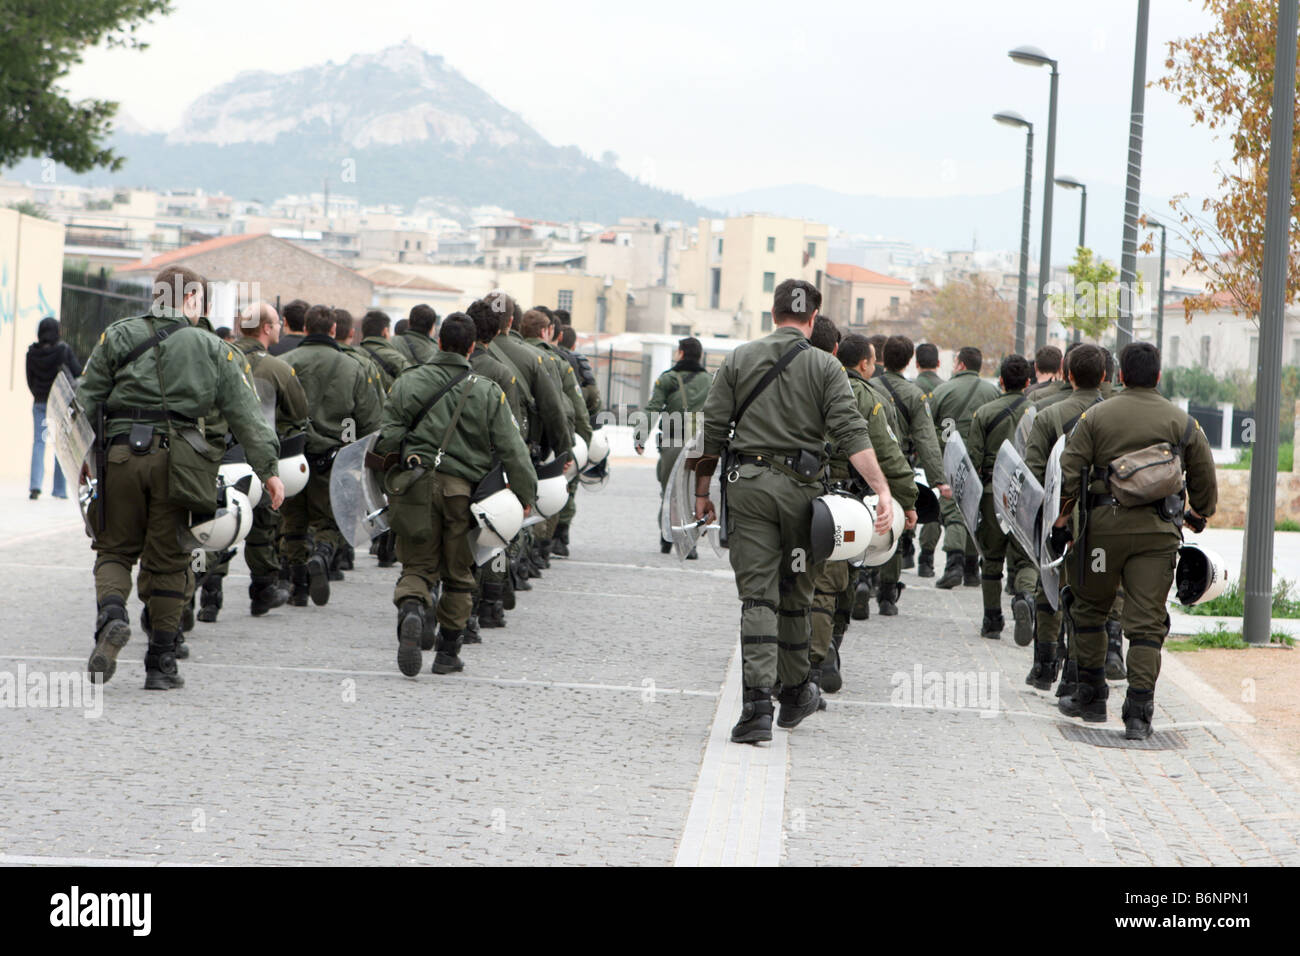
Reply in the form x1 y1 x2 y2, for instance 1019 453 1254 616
377 352 538 630
928 370 1001 555
77 306 280 659
966 388 1036 613
281 335 383 566
1059 388 1217 694
533 338 591 535
915 369 944 400
914 369 945 555
644 362 713 503
494 329 573 458
1031 379 1073 410
701 326 873 692
359 335 412 395
392 329 438 366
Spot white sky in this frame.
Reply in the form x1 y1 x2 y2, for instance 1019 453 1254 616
64 0 1228 203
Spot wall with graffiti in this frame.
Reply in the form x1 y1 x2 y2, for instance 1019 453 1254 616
0 208 66 482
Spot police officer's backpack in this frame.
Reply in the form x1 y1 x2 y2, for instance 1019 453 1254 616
1105 418 1197 508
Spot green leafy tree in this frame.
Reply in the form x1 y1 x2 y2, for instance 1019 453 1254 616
0 1 173 173
1047 246 1138 341
7 200 50 219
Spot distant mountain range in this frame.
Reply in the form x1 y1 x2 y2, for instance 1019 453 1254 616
6 43 710 224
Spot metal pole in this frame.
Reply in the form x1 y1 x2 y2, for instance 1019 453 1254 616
1015 127 1034 355
1074 187 1087 343
1243 0 1297 646
1155 224 1166 353
1117 0 1150 347
1035 68 1059 351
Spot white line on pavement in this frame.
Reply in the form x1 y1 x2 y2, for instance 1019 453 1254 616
561 559 734 579
675 645 787 867
0 852 177 867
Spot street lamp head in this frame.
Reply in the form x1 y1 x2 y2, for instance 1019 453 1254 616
1144 214 1166 231
993 110 1031 129
1055 175 1085 191
1009 45 1056 68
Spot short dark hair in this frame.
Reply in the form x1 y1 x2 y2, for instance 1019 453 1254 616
409 304 438 335
554 308 572 326
1067 344 1105 389
867 334 887 363
360 310 390 339
999 354 1031 391
957 346 983 372
839 333 872 369
882 335 914 373
1100 347 1115 382
216 326 233 341
915 343 939 369
1034 345 1063 375
521 309 550 339
394 318 408 336
1119 341 1161 388
772 278 821 322
465 298 501 344
438 313 476 356
678 336 702 363
810 316 841 353
305 304 335 336
480 291 517 334
152 264 206 314
332 308 353 341
559 326 577 349
282 299 310 332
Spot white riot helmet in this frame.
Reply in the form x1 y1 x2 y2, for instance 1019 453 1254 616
809 493 875 564
569 435 589 472
860 494 906 567
586 429 611 466
469 468 525 566
178 482 254 552
218 460 262 508
579 428 611 491
1174 543 1230 607
534 457 569 518
277 432 310 498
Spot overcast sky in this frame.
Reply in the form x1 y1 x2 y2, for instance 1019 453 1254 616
64 0 1227 205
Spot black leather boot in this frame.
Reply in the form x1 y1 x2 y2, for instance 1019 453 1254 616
249 575 288 616
936 551 964 589
730 687 774 744
979 609 1005 639
1025 642 1061 691
777 679 822 730
328 543 347 581
820 642 843 694
289 565 310 606
87 596 131 684
479 579 506 627
917 548 935 578
197 577 223 623
307 542 333 606
501 570 517 610
878 581 901 616
1122 687 1155 740
464 608 482 644
432 628 465 674
511 555 533 591
552 523 570 557
660 537 673 554
1105 620 1127 680
144 630 185 690
1058 667 1108 722
1056 658 1078 699
396 599 425 677
962 554 980 588
181 596 195 633
851 569 873 620
534 540 551 570
336 542 354 572
899 531 916 569
377 530 397 568
1010 591 1035 646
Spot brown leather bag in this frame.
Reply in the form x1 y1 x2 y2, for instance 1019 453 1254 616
1106 418 1198 507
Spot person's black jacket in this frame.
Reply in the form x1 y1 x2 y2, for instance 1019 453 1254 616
26 317 81 403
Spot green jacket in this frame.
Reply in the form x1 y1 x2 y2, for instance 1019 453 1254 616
644 362 712 446
914 369 944 400
77 307 280 480
967 388 1031 490
392 329 438 366
340 342 386 407
377 351 538 506
359 335 412 394
1060 387 1218 536
846 373 917 507
470 343 525 434
701 326 871 472
532 337 592 442
494 329 573 456
283 334 383 453
1024 387 1105 483
234 337 310 438
869 369 945 486
929 370 1001 449
1030 379 1073 409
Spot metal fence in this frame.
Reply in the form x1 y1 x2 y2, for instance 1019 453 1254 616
1187 402 1224 447
60 266 152 363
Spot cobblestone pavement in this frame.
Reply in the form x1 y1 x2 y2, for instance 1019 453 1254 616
2 465 1299 866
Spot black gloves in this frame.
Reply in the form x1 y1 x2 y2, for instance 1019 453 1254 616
1184 510 1207 533
1047 523 1073 560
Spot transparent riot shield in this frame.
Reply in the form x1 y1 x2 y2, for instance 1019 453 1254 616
1012 403 1038 457
942 432 983 558
254 377 277 432
47 370 95 487
663 431 722 560
329 431 389 548
992 440 1044 567
1040 435 1067 610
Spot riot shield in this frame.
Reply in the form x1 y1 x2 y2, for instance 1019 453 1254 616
664 431 722 559
942 432 983 557
254 377 277 432
1012 404 1038 457
992 441 1044 567
1040 435 1067 610
329 431 389 548
47 370 95 486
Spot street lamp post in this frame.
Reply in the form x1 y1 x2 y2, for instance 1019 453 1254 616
1116 0 1151 348
995 110 1034 355
1010 45 1059 352
1146 215 1167 354
1056 175 1087 342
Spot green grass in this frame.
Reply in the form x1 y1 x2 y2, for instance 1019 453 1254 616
1168 623 1294 651
1225 440 1294 471
1185 577 1300 618
1277 518 1300 532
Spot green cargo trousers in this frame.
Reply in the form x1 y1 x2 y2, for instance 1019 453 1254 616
725 464 819 690
90 439 192 634
392 473 477 630
281 469 340 564
1064 530 1178 692
975 494 1038 611
810 559 851 664
919 520 942 554
939 495 976 556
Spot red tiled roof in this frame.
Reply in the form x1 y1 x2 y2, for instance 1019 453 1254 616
114 233 266 273
827 262 911 287
363 267 463 294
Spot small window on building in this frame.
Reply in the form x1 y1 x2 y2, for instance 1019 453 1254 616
889 296 900 317
717 238 724 256
767 236 775 253
761 311 773 331
416 240 422 251
670 324 692 336
671 293 684 308
558 290 574 311
807 241 816 258
855 298 864 324
404 239 410 250
763 272 775 293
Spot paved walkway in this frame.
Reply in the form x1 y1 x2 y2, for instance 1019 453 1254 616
2 465 1299 865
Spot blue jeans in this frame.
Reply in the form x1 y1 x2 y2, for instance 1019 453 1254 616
31 402 67 498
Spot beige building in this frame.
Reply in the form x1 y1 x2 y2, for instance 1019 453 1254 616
824 262 915 334
359 229 436 265
361 267 463 316
583 218 671 289
626 287 745 338
675 214 828 339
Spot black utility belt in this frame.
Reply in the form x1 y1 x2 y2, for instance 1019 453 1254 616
107 409 195 424
733 450 822 482
109 431 168 451
1088 493 1123 508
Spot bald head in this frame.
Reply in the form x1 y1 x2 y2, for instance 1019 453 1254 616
239 301 282 347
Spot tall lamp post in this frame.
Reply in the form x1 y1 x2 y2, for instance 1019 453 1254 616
1116 0 1151 348
995 110 1034 355
1010 45 1059 351
1056 174 1087 342
1145 215 1167 354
